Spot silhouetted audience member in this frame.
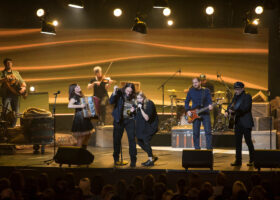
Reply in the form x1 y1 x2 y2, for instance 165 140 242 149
91 175 104 200
101 184 114 200
153 182 167 200
187 188 200 200
174 178 186 195
38 173 50 193
188 173 202 190
79 177 93 200
143 174 155 198
158 174 167 187
132 176 143 194
114 179 127 200
249 185 266 200
232 180 247 200
162 190 174 200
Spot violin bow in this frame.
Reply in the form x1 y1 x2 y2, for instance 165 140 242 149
104 62 113 77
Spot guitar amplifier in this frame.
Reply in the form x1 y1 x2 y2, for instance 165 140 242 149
171 125 206 148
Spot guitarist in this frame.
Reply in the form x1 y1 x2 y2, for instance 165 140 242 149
224 82 255 166
1 58 26 127
185 77 213 149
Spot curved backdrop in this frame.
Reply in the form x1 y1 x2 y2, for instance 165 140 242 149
0 28 268 104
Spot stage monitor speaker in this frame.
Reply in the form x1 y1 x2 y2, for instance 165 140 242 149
54 146 94 167
254 150 280 171
182 149 213 170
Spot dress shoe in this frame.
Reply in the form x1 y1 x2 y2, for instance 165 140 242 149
143 160 154 166
153 156 158 163
247 161 254 166
141 160 150 166
231 160 242 166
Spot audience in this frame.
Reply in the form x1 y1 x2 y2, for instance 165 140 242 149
0 169 279 200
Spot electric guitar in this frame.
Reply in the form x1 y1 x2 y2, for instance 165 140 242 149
185 102 219 123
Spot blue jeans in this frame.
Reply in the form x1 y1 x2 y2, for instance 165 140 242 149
2 96 19 127
192 114 212 149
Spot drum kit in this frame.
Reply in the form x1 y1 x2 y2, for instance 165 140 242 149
159 89 232 132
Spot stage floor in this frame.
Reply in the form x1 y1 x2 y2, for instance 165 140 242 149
0 145 277 172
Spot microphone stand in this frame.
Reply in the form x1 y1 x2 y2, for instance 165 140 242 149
45 91 59 165
217 74 232 104
158 70 181 114
268 91 272 149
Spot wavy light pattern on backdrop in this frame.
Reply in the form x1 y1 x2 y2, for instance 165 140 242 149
0 28 268 104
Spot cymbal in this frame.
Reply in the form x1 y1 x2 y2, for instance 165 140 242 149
166 89 184 93
215 91 225 94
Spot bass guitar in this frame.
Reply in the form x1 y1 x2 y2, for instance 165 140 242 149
185 102 219 123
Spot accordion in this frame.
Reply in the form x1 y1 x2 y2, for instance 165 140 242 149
80 96 100 118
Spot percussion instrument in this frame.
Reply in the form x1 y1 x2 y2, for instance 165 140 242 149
80 96 100 118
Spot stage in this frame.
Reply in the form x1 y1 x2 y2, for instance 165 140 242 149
0 145 276 171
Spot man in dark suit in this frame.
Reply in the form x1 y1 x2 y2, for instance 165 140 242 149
225 82 255 166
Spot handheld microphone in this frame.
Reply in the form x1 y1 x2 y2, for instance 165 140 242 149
54 90 60 95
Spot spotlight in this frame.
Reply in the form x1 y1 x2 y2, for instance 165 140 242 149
167 19 173 26
52 20 59 26
41 20 56 35
68 0 84 9
206 6 214 15
252 18 260 25
132 17 147 34
36 8 45 17
113 8 122 17
29 86 36 92
153 0 168 8
163 8 171 16
255 6 263 14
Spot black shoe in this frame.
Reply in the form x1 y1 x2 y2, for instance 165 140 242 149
130 162 136 168
144 160 154 166
141 160 150 166
247 161 254 166
231 160 242 166
152 156 158 163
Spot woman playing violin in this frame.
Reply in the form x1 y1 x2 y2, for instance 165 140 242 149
87 66 113 125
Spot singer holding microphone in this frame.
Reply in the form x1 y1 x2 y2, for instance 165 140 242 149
109 83 137 167
68 83 94 149
132 92 159 166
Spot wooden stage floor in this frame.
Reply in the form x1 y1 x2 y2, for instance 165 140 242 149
0 145 277 172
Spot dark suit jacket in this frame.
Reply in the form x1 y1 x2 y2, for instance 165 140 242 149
228 91 254 129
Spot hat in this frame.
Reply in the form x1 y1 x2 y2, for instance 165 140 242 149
199 74 206 80
234 81 244 89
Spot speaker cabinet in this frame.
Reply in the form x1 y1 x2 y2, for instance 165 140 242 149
182 149 213 170
254 150 280 171
54 146 94 167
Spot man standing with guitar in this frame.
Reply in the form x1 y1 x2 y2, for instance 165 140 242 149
185 77 213 149
1 58 26 127
224 82 255 166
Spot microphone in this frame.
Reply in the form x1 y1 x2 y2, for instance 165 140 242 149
54 90 60 95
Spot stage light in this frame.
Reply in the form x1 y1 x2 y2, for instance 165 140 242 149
132 17 147 34
113 8 122 17
68 0 84 9
163 8 171 16
255 6 263 14
41 20 56 35
36 9 45 17
252 18 260 25
167 19 173 26
206 6 214 15
153 0 168 8
29 86 35 92
52 20 59 26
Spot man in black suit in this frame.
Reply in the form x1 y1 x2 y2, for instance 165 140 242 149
225 82 255 166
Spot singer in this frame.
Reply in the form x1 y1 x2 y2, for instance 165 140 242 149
68 83 94 149
109 83 137 167
132 92 159 166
